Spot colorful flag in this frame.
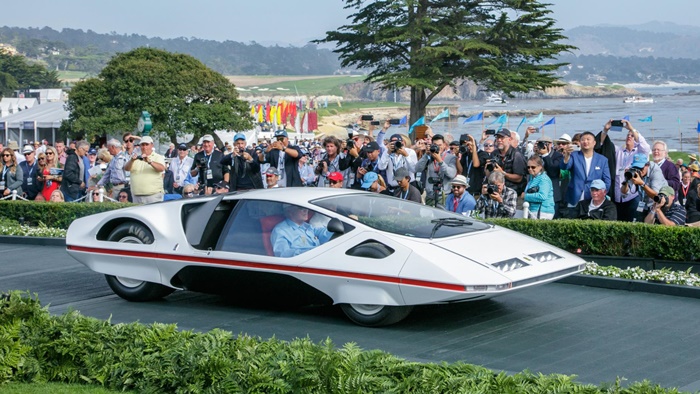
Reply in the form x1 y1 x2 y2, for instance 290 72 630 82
487 114 508 126
697 122 700 133
409 116 425 134
430 108 450 124
399 115 407 125
527 112 543 124
622 115 630 121
323 97 328 108
516 117 526 132
462 111 484 123
638 116 652 122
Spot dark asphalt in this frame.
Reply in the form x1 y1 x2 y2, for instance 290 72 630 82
2 243 700 392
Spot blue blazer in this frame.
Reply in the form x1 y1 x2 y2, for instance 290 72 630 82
560 151 611 207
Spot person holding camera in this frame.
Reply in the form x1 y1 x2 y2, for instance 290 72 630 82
189 134 224 195
415 133 457 206
220 133 262 191
568 179 617 220
474 171 517 219
354 141 388 189
523 156 555 220
124 136 166 204
260 130 303 187
620 153 667 220
456 134 483 196
644 185 686 226
533 136 564 217
385 134 417 192
487 129 527 195
560 131 611 212
315 136 351 188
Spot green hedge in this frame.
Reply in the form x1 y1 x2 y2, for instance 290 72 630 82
0 292 683 393
490 219 700 262
0 201 130 230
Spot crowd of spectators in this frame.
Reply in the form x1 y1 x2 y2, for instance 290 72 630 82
2 117 700 227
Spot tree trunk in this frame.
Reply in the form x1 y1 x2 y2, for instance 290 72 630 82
409 87 428 142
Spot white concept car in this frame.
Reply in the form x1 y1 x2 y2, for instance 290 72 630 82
66 188 585 327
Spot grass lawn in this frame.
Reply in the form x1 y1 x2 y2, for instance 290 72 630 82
250 75 364 96
56 70 92 81
0 382 132 394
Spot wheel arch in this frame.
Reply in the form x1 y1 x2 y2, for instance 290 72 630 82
96 218 154 242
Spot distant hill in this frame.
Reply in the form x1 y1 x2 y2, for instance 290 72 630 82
564 22 700 59
0 26 342 76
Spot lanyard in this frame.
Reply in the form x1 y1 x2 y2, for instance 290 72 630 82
1 166 8 180
401 188 409 200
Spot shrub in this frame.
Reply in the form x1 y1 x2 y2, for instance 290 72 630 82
489 219 700 262
0 292 684 393
0 201 129 230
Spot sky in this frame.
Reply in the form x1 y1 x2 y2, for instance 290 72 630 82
0 0 697 46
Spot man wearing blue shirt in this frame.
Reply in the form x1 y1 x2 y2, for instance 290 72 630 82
271 204 333 257
445 175 476 214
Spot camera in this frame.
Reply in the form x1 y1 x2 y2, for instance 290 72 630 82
485 155 503 172
364 164 375 173
485 129 496 135
389 118 401 125
393 140 403 150
459 145 469 155
536 141 547 150
624 168 642 181
197 157 207 167
611 120 625 128
429 144 440 154
361 114 374 121
370 120 381 126
653 193 667 204
316 158 329 173
487 184 499 195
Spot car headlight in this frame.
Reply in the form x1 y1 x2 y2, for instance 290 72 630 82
528 251 563 263
492 258 529 273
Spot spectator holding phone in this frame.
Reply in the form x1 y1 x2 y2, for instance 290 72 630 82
560 131 611 212
597 119 651 221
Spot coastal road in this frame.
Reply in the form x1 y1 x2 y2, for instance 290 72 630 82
2 242 700 392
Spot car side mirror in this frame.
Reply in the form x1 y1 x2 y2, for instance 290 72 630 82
327 218 345 235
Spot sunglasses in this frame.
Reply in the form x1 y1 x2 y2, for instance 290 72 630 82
2 154 12 157
451 185 464 189
47 152 55 155
24 152 33 156
276 137 285 142
38 158 45 161
92 193 100 196
527 166 538 169
265 174 277 178
118 195 128 199
483 144 494 148
124 138 134 143
329 180 341 185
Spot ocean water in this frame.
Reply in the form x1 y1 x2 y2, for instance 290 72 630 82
430 85 700 153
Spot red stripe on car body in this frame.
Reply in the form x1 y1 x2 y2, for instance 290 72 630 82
67 245 465 292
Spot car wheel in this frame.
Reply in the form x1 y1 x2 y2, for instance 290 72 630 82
105 223 174 301
340 304 414 327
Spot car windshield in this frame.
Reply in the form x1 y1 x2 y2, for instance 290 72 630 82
312 194 490 238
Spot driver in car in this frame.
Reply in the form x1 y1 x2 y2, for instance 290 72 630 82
271 204 333 257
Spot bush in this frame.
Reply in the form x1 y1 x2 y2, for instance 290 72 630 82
489 219 700 262
0 292 683 393
0 201 129 230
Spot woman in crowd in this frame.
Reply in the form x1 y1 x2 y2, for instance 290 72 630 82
49 189 64 202
39 146 62 201
33 152 48 200
1 147 23 198
523 155 555 220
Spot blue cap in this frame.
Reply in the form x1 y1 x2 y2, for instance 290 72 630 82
631 153 649 169
361 172 378 189
274 130 288 138
88 148 97 155
234 133 246 141
590 179 606 190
